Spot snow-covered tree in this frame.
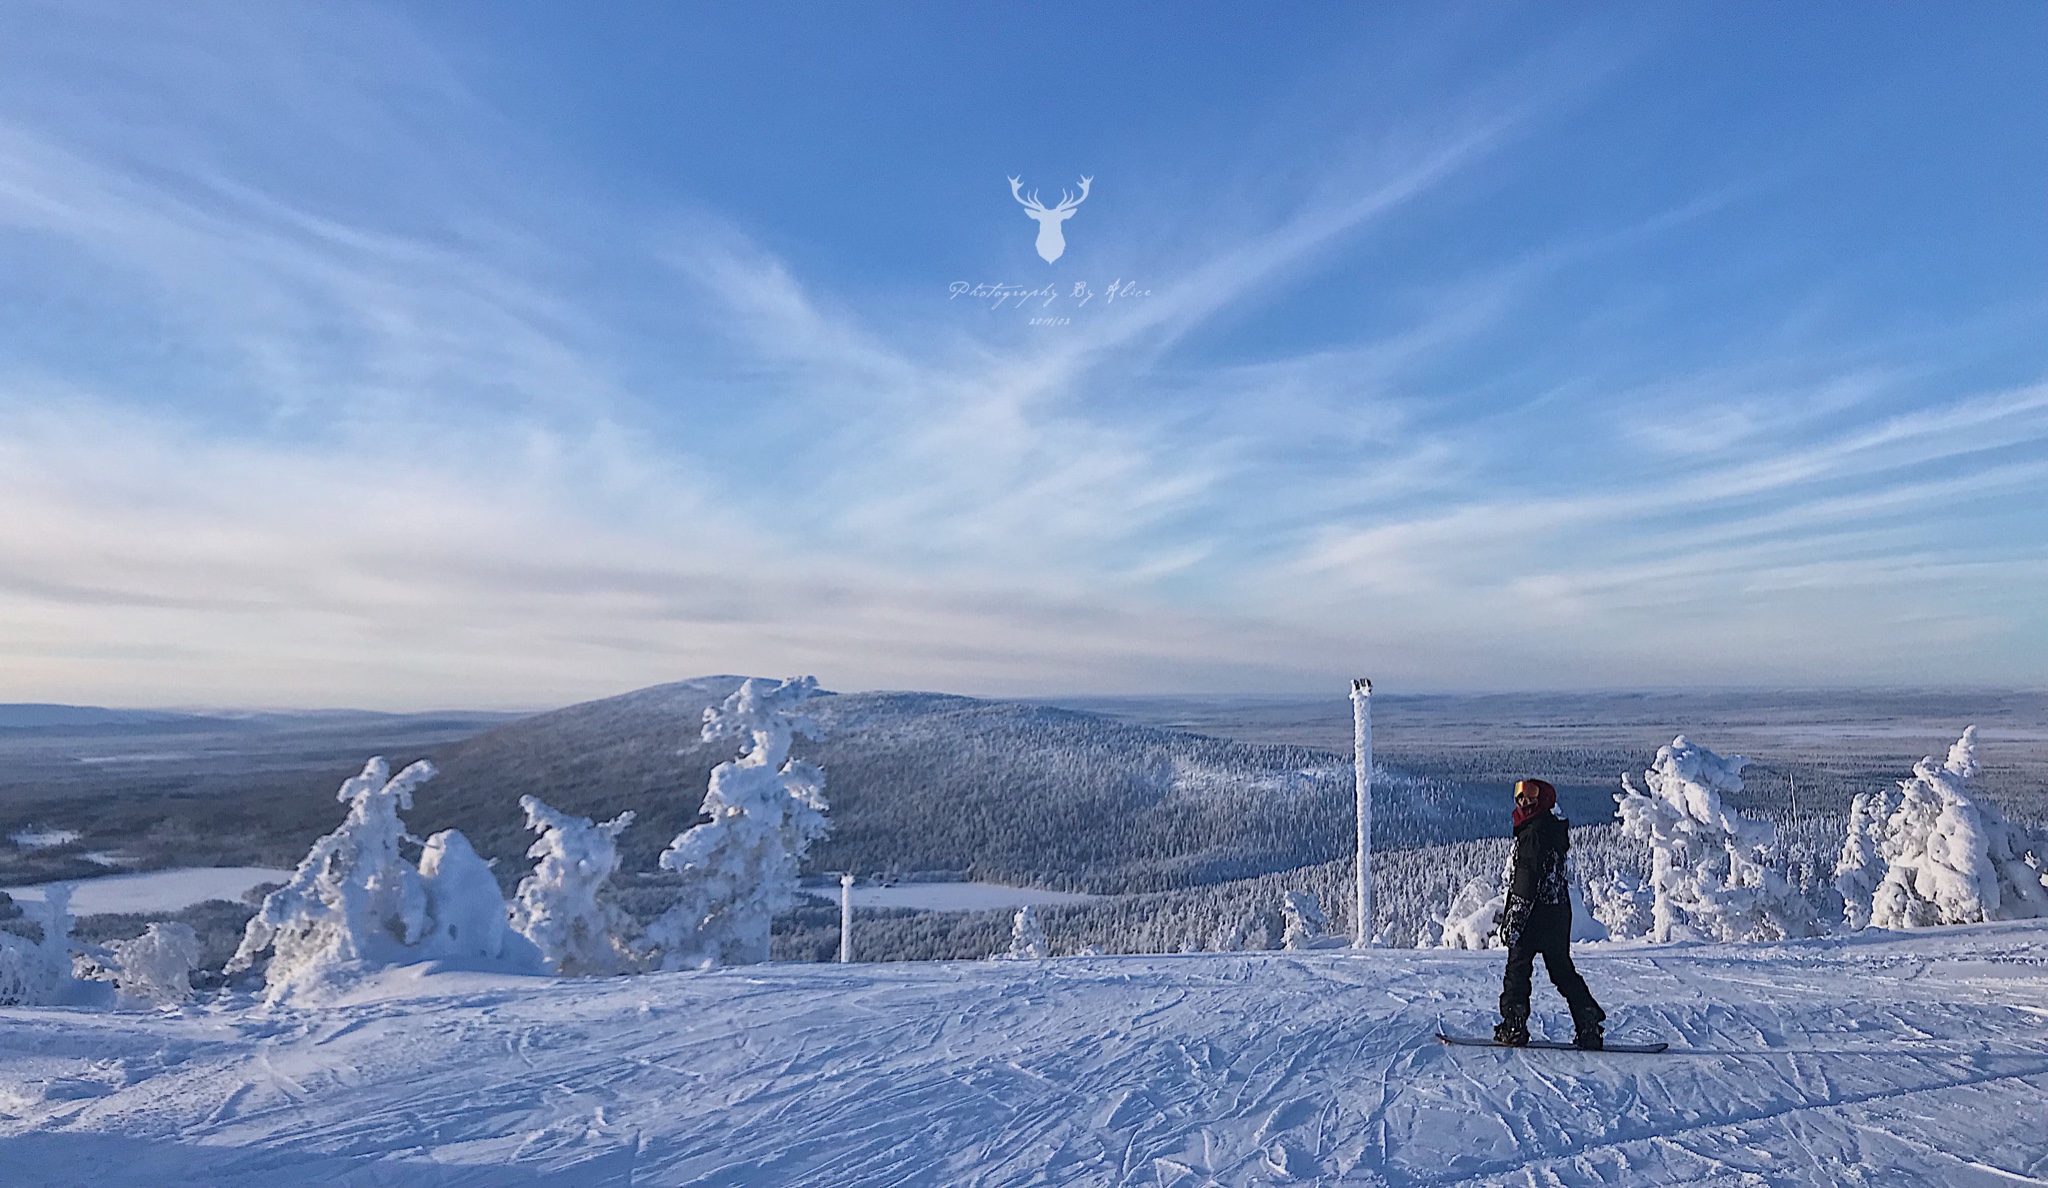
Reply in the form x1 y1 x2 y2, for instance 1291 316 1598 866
999 904 1049 959
1858 728 2048 929
1834 785 1897 930
643 677 830 969
1615 736 1816 943
230 757 435 999
0 884 76 1006
417 829 541 967
1281 891 1329 949
1436 877 1503 950
0 933 49 1006
1584 871 1656 941
108 922 201 1008
230 757 539 1002
511 796 637 976
1430 832 1612 949
1207 918 1247 952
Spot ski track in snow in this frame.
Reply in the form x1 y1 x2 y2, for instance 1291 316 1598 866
3 923 2047 1186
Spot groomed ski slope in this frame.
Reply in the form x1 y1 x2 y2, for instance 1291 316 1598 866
4 923 2046 1186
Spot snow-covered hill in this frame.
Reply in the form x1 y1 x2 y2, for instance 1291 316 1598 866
4 922 2044 1185
414 677 1398 896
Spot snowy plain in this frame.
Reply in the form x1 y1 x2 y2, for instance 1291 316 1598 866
4 921 2045 1186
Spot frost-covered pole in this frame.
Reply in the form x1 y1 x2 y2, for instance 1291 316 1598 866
839 873 855 963
1351 677 1373 947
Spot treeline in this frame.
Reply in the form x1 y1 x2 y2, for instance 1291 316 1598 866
23 805 2008 974
773 811 1867 963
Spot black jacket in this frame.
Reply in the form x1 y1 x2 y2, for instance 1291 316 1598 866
1507 811 1572 906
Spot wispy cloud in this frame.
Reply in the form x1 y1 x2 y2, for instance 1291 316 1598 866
0 5 2040 704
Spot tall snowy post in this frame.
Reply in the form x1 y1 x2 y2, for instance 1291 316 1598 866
839 873 855 963
1351 677 1374 947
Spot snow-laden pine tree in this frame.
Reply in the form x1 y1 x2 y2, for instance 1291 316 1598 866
1834 785 1898 930
511 796 637 976
230 757 540 1002
1000 904 1049 959
1281 891 1329 949
643 677 829 969
108 922 201 1008
1433 841 1515 950
1584 871 1656 940
416 829 537 965
230 757 437 999
1615 736 1816 943
1436 877 1504 949
0 931 28 1007
1856 728 2048 929
0 884 76 1006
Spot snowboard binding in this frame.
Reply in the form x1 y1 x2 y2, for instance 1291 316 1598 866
1572 1003 1606 1050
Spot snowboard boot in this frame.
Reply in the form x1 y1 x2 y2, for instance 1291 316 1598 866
1572 1003 1606 1050
1493 1007 1530 1047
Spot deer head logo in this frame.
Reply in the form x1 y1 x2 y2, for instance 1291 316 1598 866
1008 175 1091 263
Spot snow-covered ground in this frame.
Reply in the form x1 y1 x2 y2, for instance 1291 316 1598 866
830 881 1098 912
3 868 292 915
3 922 2045 1185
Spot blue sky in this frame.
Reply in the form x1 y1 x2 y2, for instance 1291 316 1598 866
0 2 2042 708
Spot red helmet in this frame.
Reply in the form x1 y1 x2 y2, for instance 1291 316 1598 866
1513 778 1557 819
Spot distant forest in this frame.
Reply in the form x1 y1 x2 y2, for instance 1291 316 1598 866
6 679 2042 968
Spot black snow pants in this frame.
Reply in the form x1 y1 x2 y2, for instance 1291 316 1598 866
1498 898 1602 1025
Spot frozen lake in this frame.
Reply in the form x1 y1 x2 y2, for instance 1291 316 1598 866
826 881 1096 912
1 866 292 915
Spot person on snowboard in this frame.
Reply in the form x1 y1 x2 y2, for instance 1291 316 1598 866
1494 778 1606 1049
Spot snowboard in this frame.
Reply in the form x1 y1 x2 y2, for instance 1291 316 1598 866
1437 1033 1669 1054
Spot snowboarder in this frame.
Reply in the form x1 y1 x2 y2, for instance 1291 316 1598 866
1494 778 1606 1050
